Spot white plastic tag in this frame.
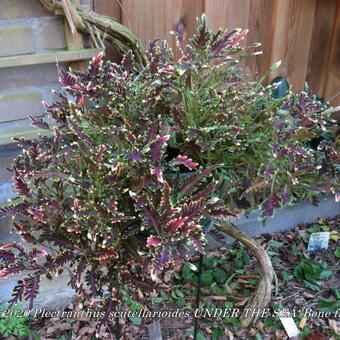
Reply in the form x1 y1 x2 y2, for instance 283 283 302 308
280 317 300 338
308 232 330 251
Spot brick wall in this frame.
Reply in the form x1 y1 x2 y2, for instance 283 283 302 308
0 0 69 191
0 0 91 307
0 0 66 125
0 0 97 242
0 0 95 140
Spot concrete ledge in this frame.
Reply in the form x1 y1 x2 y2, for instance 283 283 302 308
0 25 35 57
0 64 61 91
208 196 340 247
0 271 75 310
0 116 55 146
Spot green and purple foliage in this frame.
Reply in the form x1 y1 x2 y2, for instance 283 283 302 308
0 52 228 315
0 14 339 318
141 15 339 217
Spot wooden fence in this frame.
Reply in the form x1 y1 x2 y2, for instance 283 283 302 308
94 0 340 105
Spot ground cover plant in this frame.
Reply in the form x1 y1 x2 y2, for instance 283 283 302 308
0 304 37 338
0 13 339 338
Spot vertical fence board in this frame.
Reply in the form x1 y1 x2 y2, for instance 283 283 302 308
92 0 338 100
65 0 86 70
267 0 290 80
121 0 204 59
306 0 338 97
270 0 316 91
94 0 121 61
204 0 251 32
94 0 120 20
204 0 251 76
324 2 340 105
244 0 277 80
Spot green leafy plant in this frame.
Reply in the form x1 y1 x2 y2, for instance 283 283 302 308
0 13 338 333
334 248 340 258
0 52 228 323
318 289 340 313
152 15 339 218
293 259 332 284
0 305 34 338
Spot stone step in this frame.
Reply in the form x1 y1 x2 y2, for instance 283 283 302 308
207 195 340 248
0 270 75 310
0 116 54 146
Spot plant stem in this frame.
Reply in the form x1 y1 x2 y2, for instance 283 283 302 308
37 0 146 64
115 316 120 340
193 253 204 339
213 219 275 327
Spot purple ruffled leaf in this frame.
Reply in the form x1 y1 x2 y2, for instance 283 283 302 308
29 115 50 130
58 67 77 87
89 52 104 76
261 193 281 217
146 235 162 247
12 168 30 197
234 197 251 210
191 237 205 254
263 166 272 182
176 155 199 170
167 217 188 233
8 279 25 307
281 188 291 205
122 51 133 73
126 151 143 161
150 135 170 162
24 275 40 309
150 165 164 183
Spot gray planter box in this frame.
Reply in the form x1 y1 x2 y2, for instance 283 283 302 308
208 195 339 247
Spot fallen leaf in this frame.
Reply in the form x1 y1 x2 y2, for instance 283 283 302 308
302 292 315 299
306 332 328 340
235 297 249 306
225 327 234 340
256 321 264 332
329 319 340 335
249 328 257 337
275 329 287 339
164 269 175 283
299 316 307 330
330 231 339 242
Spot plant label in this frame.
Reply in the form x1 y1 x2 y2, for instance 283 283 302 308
308 232 330 251
280 317 300 338
147 320 162 340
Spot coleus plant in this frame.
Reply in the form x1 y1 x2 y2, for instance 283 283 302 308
140 14 339 218
0 53 228 316
0 13 338 322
